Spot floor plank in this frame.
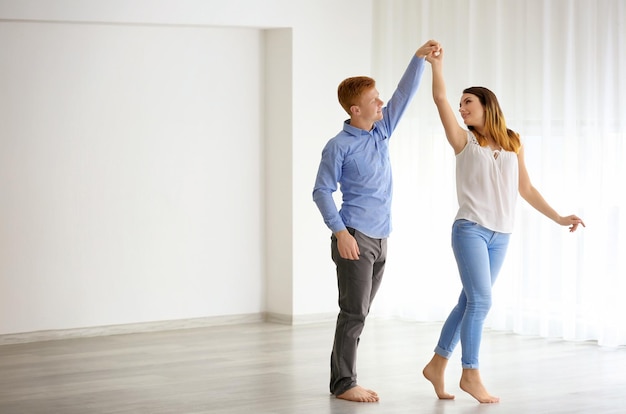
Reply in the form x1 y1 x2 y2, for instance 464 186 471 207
0 319 625 413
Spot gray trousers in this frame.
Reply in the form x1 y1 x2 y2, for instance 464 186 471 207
329 227 387 396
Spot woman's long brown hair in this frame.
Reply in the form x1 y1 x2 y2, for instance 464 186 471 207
463 86 521 153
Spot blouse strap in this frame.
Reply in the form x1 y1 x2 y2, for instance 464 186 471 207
467 130 479 145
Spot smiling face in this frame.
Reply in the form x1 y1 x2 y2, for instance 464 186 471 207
353 86 384 125
459 93 485 128
337 76 384 131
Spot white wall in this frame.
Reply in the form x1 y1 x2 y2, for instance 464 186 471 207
0 0 373 335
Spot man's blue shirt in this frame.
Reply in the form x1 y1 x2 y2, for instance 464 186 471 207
313 55 426 238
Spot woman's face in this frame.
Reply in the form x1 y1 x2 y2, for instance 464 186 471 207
459 93 485 128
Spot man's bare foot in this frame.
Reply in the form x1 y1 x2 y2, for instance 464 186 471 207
460 369 499 403
422 354 455 399
336 385 379 402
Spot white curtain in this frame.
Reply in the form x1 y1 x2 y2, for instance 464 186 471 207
371 0 626 347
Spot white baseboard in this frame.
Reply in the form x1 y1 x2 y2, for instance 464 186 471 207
0 312 343 345
0 313 265 345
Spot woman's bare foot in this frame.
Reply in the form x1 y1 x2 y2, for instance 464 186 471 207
336 385 379 402
423 354 455 399
460 368 499 403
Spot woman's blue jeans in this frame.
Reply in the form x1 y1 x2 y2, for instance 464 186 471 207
434 219 510 369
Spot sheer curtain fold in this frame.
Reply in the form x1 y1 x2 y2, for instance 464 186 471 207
372 0 626 346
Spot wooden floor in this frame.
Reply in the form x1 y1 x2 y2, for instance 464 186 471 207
1 318 625 414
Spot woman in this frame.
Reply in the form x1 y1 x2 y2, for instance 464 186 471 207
422 48 585 403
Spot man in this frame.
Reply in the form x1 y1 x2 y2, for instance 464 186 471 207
312 40 441 403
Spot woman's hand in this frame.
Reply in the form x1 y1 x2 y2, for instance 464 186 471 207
417 40 441 59
558 215 586 232
425 46 443 64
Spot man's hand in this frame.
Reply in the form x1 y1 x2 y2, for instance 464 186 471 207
335 229 360 260
416 39 441 59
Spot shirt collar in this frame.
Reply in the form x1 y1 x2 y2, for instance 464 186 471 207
343 119 377 136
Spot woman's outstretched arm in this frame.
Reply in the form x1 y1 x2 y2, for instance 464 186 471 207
425 48 466 154
517 144 585 232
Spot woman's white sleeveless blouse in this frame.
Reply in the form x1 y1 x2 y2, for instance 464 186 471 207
454 131 519 233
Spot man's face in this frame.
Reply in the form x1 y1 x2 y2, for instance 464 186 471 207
354 87 384 123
